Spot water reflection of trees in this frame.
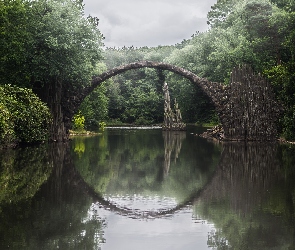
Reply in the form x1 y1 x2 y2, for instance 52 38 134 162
0 143 105 250
73 131 220 203
2 135 295 249
0 144 52 205
194 142 295 250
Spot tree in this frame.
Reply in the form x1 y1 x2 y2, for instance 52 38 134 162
29 0 104 140
26 0 103 83
1 0 104 141
79 84 109 129
107 81 125 122
260 5 295 139
206 0 295 138
207 0 239 28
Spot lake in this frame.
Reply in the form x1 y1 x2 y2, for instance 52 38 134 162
0 126 295 249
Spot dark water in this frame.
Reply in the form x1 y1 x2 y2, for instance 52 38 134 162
1 126 295 249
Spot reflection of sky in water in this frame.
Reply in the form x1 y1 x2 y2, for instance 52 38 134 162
75 128 222 249
84 195 217 250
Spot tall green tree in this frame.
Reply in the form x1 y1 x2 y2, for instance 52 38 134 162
1 0 104 141
26 0 103 85
207 0 238 28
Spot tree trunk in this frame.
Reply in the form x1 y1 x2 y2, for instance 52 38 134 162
33 78 69 141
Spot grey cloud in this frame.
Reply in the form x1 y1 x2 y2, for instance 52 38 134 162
83 0 217 47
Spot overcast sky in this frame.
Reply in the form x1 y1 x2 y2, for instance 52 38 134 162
83 0 217 48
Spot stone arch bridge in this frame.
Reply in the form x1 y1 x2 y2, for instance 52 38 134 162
58 61 281 141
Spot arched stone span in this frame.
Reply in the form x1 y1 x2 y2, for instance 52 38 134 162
82 61 223 107
66 62 280 141
44 60 219 141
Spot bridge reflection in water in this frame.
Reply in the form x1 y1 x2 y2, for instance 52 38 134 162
47 135 294 249
67 141 283 220
1 130 294 249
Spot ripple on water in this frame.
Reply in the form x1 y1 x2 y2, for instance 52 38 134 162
107 194 177 210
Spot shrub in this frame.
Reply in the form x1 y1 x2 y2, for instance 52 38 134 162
98 121 106 131
0 85 52 144
72 111 85 132
0 104 15 144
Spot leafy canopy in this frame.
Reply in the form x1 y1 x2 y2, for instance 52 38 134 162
0 0 104 87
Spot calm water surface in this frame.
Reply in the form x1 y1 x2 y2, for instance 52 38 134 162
1 126 295 249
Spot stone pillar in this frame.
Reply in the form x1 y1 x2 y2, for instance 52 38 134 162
162 82 186 131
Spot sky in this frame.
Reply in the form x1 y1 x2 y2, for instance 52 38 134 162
83 0 217 48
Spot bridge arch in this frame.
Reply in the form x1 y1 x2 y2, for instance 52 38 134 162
73 61 280 141
82 61 222 108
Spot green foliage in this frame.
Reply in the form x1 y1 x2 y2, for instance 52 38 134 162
0 0 29 85
0 0 104 140
0 144 52 205
164 0 295 137
120 77 163 125
72 111 85 132
207 0 238 28
27 0 102 84
104 47 165 124
0 85 52 144
28 0 104 86
3 0 293 136
99 121 106 131
79 63 109 129
0 104 15 144
264 63 295 139
0 0 104 88
98 0 295 136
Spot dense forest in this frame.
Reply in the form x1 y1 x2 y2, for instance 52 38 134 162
1 0 295 143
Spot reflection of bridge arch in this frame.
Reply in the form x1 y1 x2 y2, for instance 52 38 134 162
68 142 282 219
51 141 281 220
71 131 214 219
71 163 217 219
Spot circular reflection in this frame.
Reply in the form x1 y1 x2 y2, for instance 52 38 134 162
72 128 221 219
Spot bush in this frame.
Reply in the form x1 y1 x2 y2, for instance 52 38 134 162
0 85 52 144
72 111 85 132
0 104 15 144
